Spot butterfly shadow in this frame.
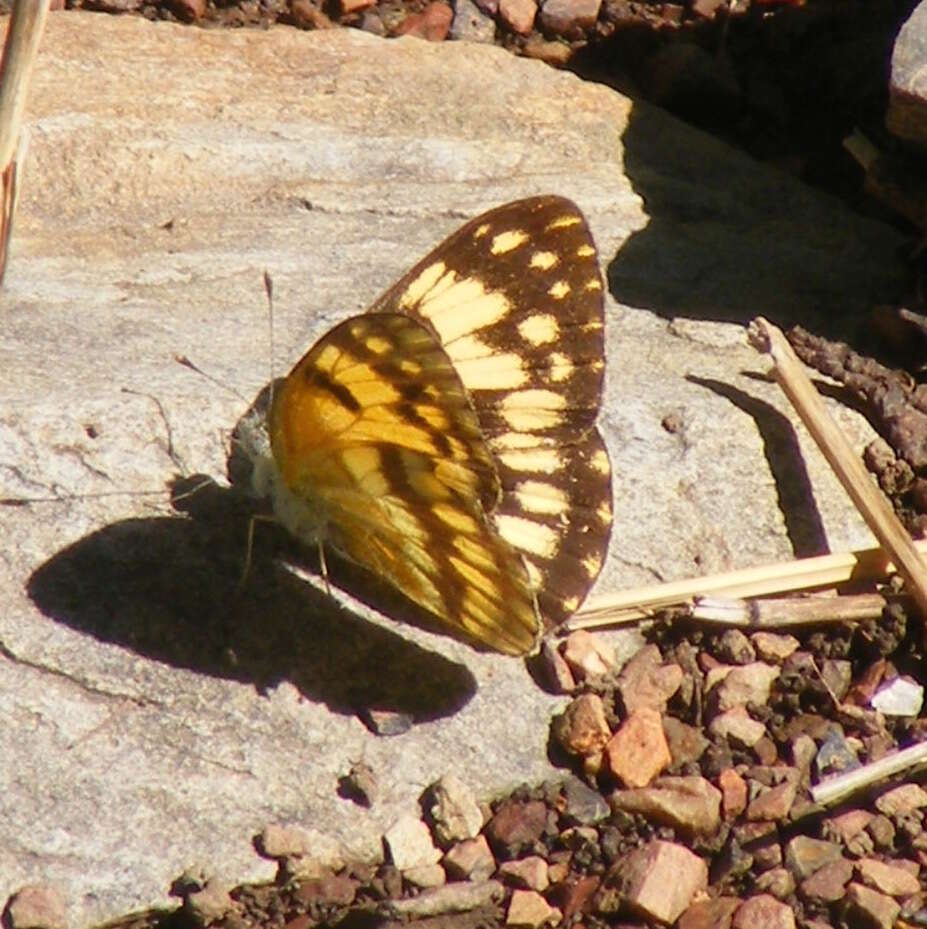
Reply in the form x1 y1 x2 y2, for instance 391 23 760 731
25 472 477 724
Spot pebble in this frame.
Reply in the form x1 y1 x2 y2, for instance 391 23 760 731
598 839 707 923
677 896 740 929
662 716 709 766
754 867 795 899
185 879 233 926
561 776 610 825
784 836 843 880
442 835 496 881
360 708 413 736
825 808 874 845
790 734 817 774
610 775 721 835
561 630 616 680
868 815 896 849
714 629 756 665
502 7 544 41
745 775 798 822
340 761 377 808
552 693 611 757
547 874 599 919
750 632 799 663
505 889 560 927
814 730 860 778
875 783 927 816
498 856 550 891
856 857 921 896
798 857 853 903
172 0 206 20
394 2 454 39
845 882 901 929
718 768 748 818
5 885 68 929
538 640 576 693
870 676 924 716
449 0 498 41
340 0 376 14
731 894 795 929
709 706 767 748
819 659 853 700
288 0 335 28
484 800 548 857
293 872 357 907
383 815 442 870
616 645 684 714
605 707 671 787
708 662 780 712
537 0 601 35
378 880 504 918
403 864 447 888
428 773 483 845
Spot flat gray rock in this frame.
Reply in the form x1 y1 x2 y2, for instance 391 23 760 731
0 11 906 928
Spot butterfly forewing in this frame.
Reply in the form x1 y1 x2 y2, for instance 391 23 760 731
268 312 540 655
369 196 613 628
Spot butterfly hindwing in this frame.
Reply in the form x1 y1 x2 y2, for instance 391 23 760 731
369 196 613 627
266 312 540 655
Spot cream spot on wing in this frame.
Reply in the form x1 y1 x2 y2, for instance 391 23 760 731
496 446 565 474
561 594 581 614
313 344 343 372
517 313 559 346
548 352 574 382
495 514 559 558
597 500 613 524
448 334 528 389
500 388 566 431
547 214 582 230
432 502 478 534
529 250 559 270
548 280 571 300
514 479 570 516
583 320 604 332
585 278 602 292
399 261 448 309
364 335 392 355
490 229 529 255
418 278 510 343
399 359 422 375
577 244 595 258
340 446 389 496
473 222 491 239
491 432 542 449
591 448 610 475
582 552 603 578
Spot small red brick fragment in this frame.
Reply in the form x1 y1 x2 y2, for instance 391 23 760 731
394 1 454 38
605 707 671 787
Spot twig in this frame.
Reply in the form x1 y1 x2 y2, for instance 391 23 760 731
690 592 889 627
570 539 927 630
810 740 927 806
0 1 50 282
749 317 927 623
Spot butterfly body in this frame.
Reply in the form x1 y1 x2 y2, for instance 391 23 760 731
238 196 612 655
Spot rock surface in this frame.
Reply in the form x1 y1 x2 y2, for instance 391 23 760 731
0 10 906 929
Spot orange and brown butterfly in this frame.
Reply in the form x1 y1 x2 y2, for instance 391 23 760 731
236 196 613 656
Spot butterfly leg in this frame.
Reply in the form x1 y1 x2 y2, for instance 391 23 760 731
239 512 277 589
317 539 331 596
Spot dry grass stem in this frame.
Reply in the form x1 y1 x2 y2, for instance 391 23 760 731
749 317 927 622
811 740 927 807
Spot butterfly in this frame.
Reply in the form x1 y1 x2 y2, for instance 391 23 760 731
236 196 613 655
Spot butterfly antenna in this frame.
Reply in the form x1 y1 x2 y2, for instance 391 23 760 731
175 354 250 406
264 270 275 410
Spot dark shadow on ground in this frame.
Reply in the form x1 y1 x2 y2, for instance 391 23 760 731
27 470 477 723
606 101 908 344
688 375 829 558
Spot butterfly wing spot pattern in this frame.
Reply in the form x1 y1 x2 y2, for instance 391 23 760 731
238 195 613 655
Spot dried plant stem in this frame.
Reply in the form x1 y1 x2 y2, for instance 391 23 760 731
571 539 927 630
811 740 927 807
690 592 889 627
749 317 927 622
0 1 50 282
